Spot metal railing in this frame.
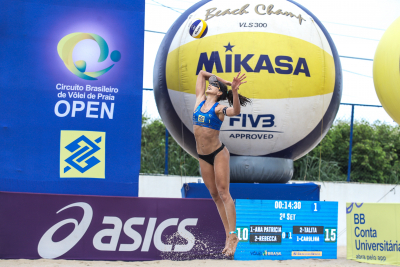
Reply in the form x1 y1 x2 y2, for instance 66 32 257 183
341 103 383 181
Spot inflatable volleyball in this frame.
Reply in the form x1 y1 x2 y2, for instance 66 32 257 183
373 17 400 125
154 0 342 183
189 19 208 39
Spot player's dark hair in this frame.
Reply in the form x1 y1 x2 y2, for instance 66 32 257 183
217 81 251 106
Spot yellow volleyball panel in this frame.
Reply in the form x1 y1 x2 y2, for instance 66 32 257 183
166 32 335 99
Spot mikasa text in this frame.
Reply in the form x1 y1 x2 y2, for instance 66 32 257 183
196 52 310 76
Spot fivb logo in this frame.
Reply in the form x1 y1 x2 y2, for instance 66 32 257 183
57 33 121 80
60 131 106 178
38 202 198 259
225 114 279 140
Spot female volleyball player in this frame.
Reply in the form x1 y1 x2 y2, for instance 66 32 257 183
193 70 250 256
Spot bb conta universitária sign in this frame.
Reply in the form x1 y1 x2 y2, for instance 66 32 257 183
347 202 400 265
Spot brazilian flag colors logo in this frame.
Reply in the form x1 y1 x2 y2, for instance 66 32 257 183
60 130 106 179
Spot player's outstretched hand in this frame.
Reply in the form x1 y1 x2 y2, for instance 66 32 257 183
231 72 247 92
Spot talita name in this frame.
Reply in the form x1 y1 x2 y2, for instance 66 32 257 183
205 4 306 25
301 227 318 233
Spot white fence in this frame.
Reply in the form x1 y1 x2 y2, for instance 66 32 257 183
139 174 400 246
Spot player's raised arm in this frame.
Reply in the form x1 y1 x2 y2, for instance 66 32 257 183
224 72 248 116
195 70 207 101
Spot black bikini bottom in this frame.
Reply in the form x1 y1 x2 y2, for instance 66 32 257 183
198 143 225 166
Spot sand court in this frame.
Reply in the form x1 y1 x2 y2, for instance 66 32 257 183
0 247 393 267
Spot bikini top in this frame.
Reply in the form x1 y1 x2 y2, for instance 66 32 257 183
192 100 223 131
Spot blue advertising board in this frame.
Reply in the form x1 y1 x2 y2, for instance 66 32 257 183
0 0 144 196
235 199 338 260
182 183 320 200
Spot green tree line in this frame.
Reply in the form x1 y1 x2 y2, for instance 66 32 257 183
141 115 400 183
141 115 200 176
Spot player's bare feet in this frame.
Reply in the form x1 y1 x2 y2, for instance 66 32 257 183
222 236 229 254
225 233 239 256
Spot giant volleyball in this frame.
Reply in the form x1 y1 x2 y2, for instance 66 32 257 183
373 17 400 125
154 0 342 183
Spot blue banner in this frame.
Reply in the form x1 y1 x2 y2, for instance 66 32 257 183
0 0 144 196
182 183 320 200
235 199 338 260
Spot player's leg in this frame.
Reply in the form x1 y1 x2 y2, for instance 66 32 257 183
213 147 238 256
199 158 230 253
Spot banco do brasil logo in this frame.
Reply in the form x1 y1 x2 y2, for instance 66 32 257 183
60 131 106 178
57 33 121 80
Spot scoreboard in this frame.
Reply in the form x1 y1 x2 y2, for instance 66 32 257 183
234 199 338 260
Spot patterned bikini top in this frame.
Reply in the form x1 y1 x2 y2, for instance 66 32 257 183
192 100 223 131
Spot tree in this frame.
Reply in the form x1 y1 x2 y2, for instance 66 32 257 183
140 115 200 176
293 120 400 183
141 115 400 184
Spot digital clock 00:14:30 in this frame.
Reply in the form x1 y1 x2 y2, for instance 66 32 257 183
275 201 302 210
